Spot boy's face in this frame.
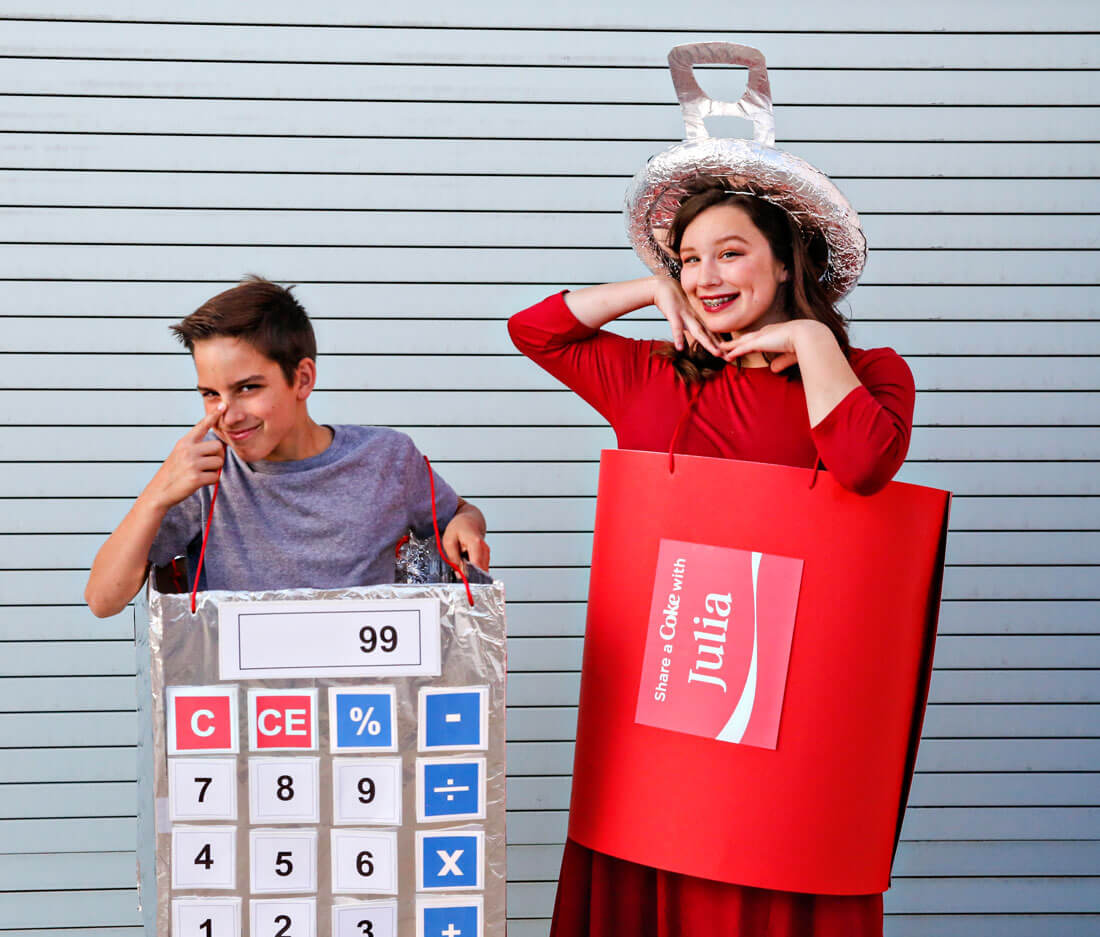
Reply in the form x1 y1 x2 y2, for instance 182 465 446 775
192 336 314 462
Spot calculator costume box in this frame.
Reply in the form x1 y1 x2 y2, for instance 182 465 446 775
135 577 506 937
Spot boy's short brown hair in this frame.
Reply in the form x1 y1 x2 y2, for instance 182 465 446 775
171 275 317 384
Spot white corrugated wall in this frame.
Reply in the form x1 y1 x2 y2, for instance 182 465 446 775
0 2 1096 934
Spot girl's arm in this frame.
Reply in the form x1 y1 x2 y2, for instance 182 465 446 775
564 276 721 355
721 319 860 427
721 321 914 494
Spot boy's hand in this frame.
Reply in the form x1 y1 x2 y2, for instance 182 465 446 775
146 405 226 510
442 502 491 572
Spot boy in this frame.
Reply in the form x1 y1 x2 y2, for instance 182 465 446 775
85 276 489 617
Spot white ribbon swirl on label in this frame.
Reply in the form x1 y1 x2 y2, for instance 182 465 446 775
716 552 761 743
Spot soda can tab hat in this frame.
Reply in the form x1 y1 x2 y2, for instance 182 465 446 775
624 42 867 300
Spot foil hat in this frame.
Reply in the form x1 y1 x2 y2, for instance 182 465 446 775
625 43 867 299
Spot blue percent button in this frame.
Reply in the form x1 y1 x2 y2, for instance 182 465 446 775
332 690 395 751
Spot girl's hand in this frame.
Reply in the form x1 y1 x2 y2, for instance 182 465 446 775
653 277 722 357
719 319 832 372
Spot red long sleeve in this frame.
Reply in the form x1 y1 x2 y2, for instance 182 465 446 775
510 292 915 494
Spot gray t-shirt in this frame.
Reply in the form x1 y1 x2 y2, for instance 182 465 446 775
149 424 459 592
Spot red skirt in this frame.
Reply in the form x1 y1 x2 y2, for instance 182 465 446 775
550 839 883 937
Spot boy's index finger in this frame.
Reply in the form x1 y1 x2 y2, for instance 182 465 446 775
190 403 226 439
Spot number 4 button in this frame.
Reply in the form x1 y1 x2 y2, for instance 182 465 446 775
171 826 237 890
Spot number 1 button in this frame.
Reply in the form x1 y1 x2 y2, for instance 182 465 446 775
171 897 241 937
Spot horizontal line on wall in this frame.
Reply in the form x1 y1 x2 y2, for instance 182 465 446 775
6 92 1099 108
2 206 1100 219
2 278 1097 287
2 55 1099 73
2 130 1098 144
0 18 1097 35
3 168 1098 182
5 241 1100 252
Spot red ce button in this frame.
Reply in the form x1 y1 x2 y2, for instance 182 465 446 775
248 689 318 751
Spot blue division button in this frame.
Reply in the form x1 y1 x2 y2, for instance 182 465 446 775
418 757 486 822
416 895 483 937
419 686 488 751
417 829 484 891
329 686 397 752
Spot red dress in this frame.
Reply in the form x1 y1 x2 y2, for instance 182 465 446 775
509 293 916 937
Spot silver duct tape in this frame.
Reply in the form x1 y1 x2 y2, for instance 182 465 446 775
138 579 507 937
626 42 867 299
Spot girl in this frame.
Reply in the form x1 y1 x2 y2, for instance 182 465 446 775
509 179 914 936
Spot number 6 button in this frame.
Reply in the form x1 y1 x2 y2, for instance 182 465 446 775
331 829 398 894
250 829 318 894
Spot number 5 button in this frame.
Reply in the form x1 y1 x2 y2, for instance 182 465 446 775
250 829 318 894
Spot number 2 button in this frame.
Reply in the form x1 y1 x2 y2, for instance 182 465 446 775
250 897 317 937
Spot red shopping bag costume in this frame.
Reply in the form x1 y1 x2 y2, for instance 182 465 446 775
569 449 949 895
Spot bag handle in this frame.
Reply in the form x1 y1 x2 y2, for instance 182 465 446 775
668 42 775 146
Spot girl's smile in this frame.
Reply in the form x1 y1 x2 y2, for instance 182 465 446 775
678 204 789 337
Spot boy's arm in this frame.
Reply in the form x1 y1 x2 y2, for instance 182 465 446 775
441 498 490 572
85 407 226 618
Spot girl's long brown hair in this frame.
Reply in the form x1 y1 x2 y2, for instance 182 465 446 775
654 181 851 384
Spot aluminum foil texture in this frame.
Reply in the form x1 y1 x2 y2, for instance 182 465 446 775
625 42 867 299
395 529 493 587
136 579 507 937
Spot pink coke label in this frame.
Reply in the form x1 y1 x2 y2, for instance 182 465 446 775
634 539 803 749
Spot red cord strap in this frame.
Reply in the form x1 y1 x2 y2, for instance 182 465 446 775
190 465 223 614
668 383 704 474
424 455 474 606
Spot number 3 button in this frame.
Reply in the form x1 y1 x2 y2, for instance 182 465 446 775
250 829 318 894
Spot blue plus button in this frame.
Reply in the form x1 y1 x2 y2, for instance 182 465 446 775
423 904 478 937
